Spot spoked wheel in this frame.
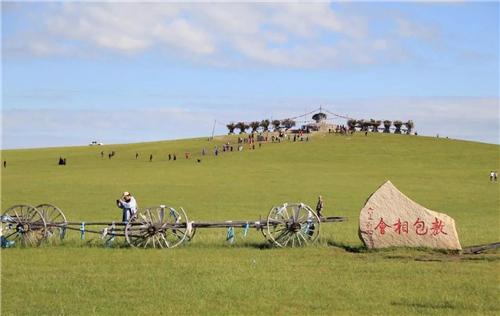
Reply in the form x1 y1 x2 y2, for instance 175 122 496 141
1 204 47 247
266 203 321 247
125 205 189 249
35 204 68 241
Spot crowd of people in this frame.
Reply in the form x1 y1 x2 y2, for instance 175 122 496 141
330 125 350 135
114 131 307 164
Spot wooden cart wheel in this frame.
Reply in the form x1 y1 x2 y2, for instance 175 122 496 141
266 203 320 247
125 205 189 249
35 204 68 241
1 205 47 247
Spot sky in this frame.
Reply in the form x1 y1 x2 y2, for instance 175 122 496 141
1 1 499 149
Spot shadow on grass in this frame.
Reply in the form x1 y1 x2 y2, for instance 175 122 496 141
391 300 456 310
327 240 367 253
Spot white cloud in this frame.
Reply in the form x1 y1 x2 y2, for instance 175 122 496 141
154 19 215 54
3 2 437 68
395 17 441 42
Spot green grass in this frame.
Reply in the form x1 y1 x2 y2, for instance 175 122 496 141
1 132 499 315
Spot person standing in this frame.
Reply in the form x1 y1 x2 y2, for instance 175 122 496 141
316 195 324 218
490 171 495 182
116 192 138 222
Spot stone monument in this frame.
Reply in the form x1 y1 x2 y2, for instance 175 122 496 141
359 181 462 250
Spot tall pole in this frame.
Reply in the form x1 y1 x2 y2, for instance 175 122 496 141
211 119 216 141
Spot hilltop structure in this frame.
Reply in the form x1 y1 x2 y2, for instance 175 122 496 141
301 111 336 133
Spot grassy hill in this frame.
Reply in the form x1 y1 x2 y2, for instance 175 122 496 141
1 132 499 315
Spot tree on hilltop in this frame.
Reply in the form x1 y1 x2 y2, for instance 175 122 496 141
405 120 414 134
226 122 236 135
249 121 260 133
260 119 270 132
372 119 382 133
347 119 357 131
362 120 372 132
281 118 296 130
383 120 392 133
236 122 249 134
356 119 364 131
393 120 403 134
272 119 281 131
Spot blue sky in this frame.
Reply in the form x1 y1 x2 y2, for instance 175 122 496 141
2 2 499 148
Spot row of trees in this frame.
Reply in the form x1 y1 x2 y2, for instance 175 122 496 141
226 119 296 134
346 119 414 134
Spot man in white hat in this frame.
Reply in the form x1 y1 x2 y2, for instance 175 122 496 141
116 191 138 222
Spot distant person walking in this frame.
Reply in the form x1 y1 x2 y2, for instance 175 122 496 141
135 153 139 159
149 154 153 162
316 195 324 218
3 161 6 168
101 151 104 159
116 192 138 222
490 171 495 182
168 154 172 161
173 154 177 161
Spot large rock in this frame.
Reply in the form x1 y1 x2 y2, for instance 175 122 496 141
359 181 462 250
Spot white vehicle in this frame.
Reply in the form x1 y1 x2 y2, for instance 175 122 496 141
89 141 104 146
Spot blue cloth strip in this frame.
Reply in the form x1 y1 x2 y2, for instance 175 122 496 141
226 227 235 243
243 222 249 237
80 222 85 240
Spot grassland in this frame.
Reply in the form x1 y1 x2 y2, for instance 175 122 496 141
1 132 499 315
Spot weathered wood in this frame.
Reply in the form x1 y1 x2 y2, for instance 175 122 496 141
2 203 349 248
462 242 500 254
46 215 348 234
